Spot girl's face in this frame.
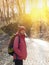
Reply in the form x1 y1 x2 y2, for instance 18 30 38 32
20 29 25 35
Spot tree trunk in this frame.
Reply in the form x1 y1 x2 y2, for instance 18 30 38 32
6 0 10 24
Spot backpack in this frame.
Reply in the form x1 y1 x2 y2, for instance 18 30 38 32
8 35 20 56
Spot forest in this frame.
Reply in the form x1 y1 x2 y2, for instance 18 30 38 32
0 0 49 40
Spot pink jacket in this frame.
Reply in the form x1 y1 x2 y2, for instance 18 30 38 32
13 33 27 60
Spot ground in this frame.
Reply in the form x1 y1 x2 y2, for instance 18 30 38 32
0 38 49 65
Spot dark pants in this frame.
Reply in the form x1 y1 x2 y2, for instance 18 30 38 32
15 59 23 65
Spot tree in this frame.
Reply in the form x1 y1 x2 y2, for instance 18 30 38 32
2 0 6 22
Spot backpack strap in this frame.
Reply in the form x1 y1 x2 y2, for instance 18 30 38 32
18 36 20 44
18 36 20 48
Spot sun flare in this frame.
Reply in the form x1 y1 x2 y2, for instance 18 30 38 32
47 0 49 7
25 0 49 21
25 0 43 14
37 0 43 9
